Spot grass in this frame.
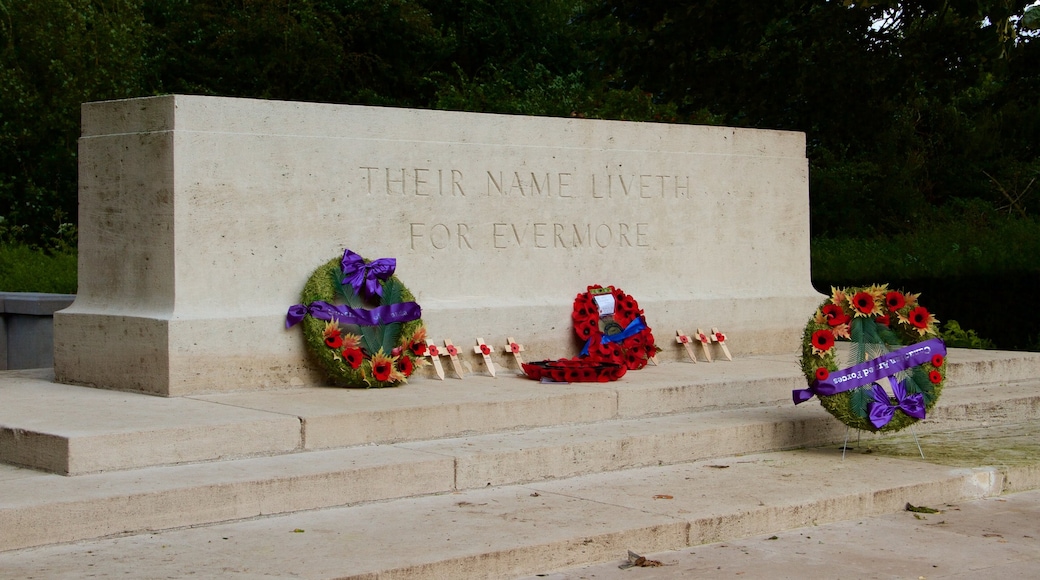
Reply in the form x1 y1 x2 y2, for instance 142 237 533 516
811 202 1040 281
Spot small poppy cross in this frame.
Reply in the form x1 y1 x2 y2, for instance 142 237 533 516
505 337 525 370
695 328 714 363
425 339 447 380
710 327 732 361
675 330 698 363
473 338 496 377
443 339 464 379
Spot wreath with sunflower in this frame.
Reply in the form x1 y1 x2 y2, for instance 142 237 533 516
286 249 427 388
794 285 947 433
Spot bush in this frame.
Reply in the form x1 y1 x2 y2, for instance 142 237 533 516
0 242 77 293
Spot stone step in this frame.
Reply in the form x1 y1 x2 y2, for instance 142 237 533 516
3 348 1038 475
2 420 1039 578
3 377 1039 553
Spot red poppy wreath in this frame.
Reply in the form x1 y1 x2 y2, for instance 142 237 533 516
794 285 947 433
521 285 656 382
573 285 657 370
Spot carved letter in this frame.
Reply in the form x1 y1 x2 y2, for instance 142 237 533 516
558 173 573 197
360 167 378 194
452 170 465 196
457 223 473 249
618 223 631 247
533 223 548 248
636 223 649 247
414 168 430 196
386 168 406 195
530 173 549 196
493 223 508 249
675 175 690 198
595 224 613 248
430 223 450 250
410 223 425 250
487 171 504 196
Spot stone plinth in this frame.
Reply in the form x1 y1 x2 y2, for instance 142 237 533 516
55 95 821 396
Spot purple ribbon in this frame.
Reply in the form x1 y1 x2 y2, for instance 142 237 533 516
285 300 421 328
868 376 926 428
793 338 946 404
340 249 395 299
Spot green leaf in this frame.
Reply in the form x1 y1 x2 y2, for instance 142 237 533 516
380 322 402 354
1022 6 1040 31
334 271 364 308
380 277 404 305
850 386 874 419
848 318 867 366
360 325 381 354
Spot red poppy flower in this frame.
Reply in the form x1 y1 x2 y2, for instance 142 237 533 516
428 344 440 357
342 348 363 369
480 344 491 355
715 332 726 342
325 334 343 349
679 335 689 344
852 291 876 315
564 367 580 382
909 306 931 329
510 342 521 354
931 354 944 367
885 291 906 311
372 358 393 382
815 367 830 381
579 367 596 381
624 349 645 370
876 314 890 327
698 333 709 344
396 355 414 377
446 344 458 356
619 296 637 314
821 304 850 326
410 340 427 357
928 370 942 384
576 322 594 339
811 329 835 351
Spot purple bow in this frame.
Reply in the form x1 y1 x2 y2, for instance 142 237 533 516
340 249 395 299
868 376 926 429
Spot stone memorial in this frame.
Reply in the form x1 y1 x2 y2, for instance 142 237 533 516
54 95 821 396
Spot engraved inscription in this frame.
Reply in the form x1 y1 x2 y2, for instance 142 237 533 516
410 222 649 250
361 166 690 199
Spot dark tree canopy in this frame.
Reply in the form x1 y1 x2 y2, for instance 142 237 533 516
1 0 1037 245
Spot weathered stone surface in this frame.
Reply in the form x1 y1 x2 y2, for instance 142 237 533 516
56 95 820 395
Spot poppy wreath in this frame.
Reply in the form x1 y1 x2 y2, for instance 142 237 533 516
286 248 428 388
573 284 657 370
521 359 627 383
794 285 947 433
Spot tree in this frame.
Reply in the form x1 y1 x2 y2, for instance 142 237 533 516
0 0 148 245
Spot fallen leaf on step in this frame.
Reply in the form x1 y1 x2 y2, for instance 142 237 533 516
982 533 1004 538
653 494 673 500
292 529 305 533
706 465 730 469
619 550 663 569
906 503 941 514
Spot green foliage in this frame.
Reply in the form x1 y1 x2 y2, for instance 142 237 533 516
812 201 1040 281
0 242 77 293
941 320 997 349
1 0 149 246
